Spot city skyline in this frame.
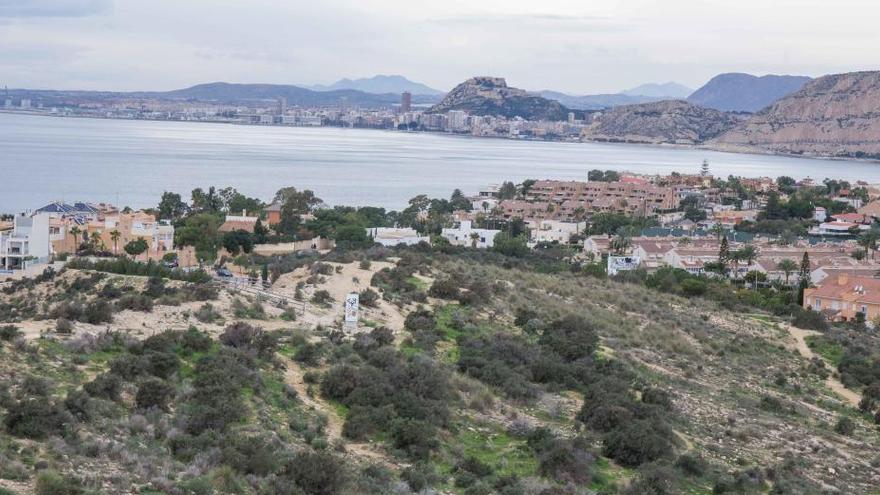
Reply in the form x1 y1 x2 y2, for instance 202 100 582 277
2 0 879 94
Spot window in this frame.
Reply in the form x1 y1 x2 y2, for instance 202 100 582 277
861 305 868 314
815 298 822 309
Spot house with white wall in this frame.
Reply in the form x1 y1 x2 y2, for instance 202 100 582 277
0 213 52 271
441 221 500 249
366 227 430 247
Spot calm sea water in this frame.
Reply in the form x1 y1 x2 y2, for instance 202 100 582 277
1 112 877 213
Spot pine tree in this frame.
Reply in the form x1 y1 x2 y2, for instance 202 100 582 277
718 237 730 269
799 252 811 283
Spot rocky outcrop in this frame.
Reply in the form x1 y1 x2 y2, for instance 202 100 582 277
581 100 742 145
428 77 571 121
688 73 811 112
713 71 880 159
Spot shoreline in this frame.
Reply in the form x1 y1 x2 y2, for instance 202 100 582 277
2 109 876 165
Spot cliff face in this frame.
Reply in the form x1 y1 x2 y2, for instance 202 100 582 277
687 73 811 112
713 71 880 159
429 77 571 121
581 100 742 145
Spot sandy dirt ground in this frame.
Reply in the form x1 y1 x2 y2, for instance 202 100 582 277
787 325 862 408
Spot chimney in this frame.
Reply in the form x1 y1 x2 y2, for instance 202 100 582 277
838 274 849 286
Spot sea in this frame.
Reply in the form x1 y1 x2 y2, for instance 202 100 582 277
1 112 877 213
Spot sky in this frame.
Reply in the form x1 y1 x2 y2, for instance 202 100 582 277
1 0 878 95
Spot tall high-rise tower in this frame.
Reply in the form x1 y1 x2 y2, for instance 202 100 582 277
400 91 412 113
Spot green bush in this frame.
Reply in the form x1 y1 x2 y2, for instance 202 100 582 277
136 377 174 411
84 372 123 401
0 325 20 341
35 471 84 495
602 419 674 467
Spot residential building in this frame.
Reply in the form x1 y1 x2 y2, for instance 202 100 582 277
0 213 51 271
400 92 412 113
264 201 283 225
366 227 429 247
220 212 259 233
441 221 500 249
528 220 581 244
803 274 880 323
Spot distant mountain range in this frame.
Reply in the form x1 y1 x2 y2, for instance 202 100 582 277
687 73 812 112
6 82 442 108
430 77 573 121
623 82 693 99
536 91 661 111
305 75 444 96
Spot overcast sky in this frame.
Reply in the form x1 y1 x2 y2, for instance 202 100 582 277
1 0 878 94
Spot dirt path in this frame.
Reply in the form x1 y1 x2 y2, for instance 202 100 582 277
787 325 862 408
279 355 399 466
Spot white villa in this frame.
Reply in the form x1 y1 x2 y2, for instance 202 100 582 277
366 227 430 247
441 221 500 249
0 213 51 271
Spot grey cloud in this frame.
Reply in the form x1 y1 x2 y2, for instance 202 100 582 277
0 0 111 17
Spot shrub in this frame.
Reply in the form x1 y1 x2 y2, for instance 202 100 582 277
310 290 333 306
429 277 461 300
834 416 856 436
55 318 74 334
358 288 380 308
195 303 221 323
181 327 213 354
791 308 828 331
536 438 595 484
136 377 174 411
82 300 113 324
0 325 20 341
116 293 154 312
220 322 277 359
84 372 123 401
404 308 436 333
231 298 266 319
294 342 324 366
675 453 708 476
3 397 72 439
539 314 599 362
186 350 251 434
277 450 346 495
35 471 83 495
602 420 674 467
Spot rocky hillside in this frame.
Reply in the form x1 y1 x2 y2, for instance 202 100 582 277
688 73 811 112
581 99 742 145
429 77 571 121
713 71 880 159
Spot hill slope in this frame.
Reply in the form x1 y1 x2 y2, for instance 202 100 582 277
688 73 812 112
713 71 880 159
429 77 572 121
582 99 742 144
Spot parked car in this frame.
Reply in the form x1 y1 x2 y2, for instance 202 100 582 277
216 267 233 278
163 259 179 269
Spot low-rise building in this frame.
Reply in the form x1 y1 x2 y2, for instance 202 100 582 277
441 221 500 249
0 213 51 271
366 227 429 247
803 274 880 322
528 220 580 244
220 212 260 233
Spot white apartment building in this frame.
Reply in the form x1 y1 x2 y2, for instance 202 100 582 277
441 221 500 249
528 220 581 244
366 227 430 247
0 213 51 271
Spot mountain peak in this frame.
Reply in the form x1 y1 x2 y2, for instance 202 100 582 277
428 76 571 121
307 75 444 95
622 82 692 99
687 73 812 112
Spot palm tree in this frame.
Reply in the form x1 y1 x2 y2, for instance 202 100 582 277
678 236 691 246
729 250 742 282
470 232 480 248
69 226 81 251
738 245 758 288
858 229 879 259
610 234 632 255
572 207 587 236
710 223 725 243
776 258 798 286
110 230 121 255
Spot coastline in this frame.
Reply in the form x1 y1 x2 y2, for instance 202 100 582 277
2 109 876 165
